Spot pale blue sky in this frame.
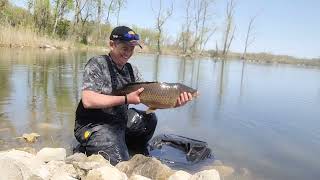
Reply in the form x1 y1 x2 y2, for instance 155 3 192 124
13 0 320 58
117 0 320 59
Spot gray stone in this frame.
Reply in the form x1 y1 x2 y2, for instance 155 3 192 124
0 150 49 179
211 165 234 177
190 169 220 180
45 160 66 175
72 154 111 171
50 164 78 180
201 160 234 178
36 147 66 162
116 154 174 180
129 174 152 180
51 173 78 180
168 170 192 180
15 147 37 155
86 165 128 180
65 153 88 163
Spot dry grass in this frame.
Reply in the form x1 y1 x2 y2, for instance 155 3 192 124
0 25 73 49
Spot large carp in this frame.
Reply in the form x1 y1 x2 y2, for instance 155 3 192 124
113 82 199 113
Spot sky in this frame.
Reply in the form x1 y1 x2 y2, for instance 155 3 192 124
116 0 320 59
13 0 320 59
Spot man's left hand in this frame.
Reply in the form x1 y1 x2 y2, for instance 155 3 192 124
175 92 193 107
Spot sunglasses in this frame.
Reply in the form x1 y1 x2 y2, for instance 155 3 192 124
120 33 140 41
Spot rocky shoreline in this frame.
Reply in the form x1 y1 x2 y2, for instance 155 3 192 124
0 147 224 180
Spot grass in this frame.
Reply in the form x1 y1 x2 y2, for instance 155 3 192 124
0 25 73 49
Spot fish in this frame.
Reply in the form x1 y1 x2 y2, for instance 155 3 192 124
113 82 199 113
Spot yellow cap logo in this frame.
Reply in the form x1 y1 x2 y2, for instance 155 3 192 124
128 31 135 35
84 131 91 140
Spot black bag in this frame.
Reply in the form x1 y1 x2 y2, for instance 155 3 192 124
148 134 213 169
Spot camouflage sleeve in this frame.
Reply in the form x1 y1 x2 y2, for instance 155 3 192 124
132 65 144 82
81 58 105 92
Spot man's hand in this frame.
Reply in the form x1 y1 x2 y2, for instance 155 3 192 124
175 92 193 107
127 88 144 104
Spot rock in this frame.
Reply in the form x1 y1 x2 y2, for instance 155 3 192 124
86 166 128 180
72 154 110 171
39 44 56 49
36 147 66 162
190 169 220 180
45 160 67 177
168 170 192 180
66 153 88 163
17 132 40 143
51 173 78 180
0 158 24 180
50 163 78 180
129 174 151 180
116 154 174 180
15 147 37 155
212 165 234 177
0 150 49 179
200 160 234 178
87 154 109 164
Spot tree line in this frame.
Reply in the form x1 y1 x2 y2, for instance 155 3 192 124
1 0 319 64
0 0 241 56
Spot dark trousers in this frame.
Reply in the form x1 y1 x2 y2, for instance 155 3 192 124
74 110 157 165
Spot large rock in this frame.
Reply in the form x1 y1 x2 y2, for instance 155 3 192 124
129 174 152 180
190 169 220 180
50 163 78 180
51 173 78 180
16 147 37 155
0 149 49 179
211 165 234 178
86 165 128 180
43 160 78 179
201 160 234 178
71 154 110 171
66 153 111 179
168 170 192 180
36 147 66 162
66 153 88 163
116 154 174 180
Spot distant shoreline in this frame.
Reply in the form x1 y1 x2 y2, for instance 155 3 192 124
0 43 319 68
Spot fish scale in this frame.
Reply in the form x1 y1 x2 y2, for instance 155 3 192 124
113 82 198 112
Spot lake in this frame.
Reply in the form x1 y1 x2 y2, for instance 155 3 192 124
0 48 319 180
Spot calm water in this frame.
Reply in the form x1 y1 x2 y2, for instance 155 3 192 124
0 48 320 179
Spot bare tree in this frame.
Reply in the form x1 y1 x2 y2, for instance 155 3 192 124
242 14 258 59
33 0 51 33
180 0 192 54
105 0 115 24
52 0 73 35
72 0 94 43
222 0 236 56
189 0 203 53
26 0 34 13
180 0 216 55
96 0 102 36
115 0 126 25
152 0 173 54
198 0 216 54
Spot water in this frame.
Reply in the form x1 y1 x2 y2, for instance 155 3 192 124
0 48 320 179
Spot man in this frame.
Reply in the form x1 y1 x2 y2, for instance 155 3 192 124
74 26 193 165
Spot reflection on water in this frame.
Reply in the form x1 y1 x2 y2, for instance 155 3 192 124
1 48 320 180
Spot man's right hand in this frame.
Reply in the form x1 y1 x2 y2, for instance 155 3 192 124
127 88 144 104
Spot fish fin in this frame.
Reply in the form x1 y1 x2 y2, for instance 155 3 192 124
146 108 156 114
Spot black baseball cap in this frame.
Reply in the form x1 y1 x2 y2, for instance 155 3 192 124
110 26 142 48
